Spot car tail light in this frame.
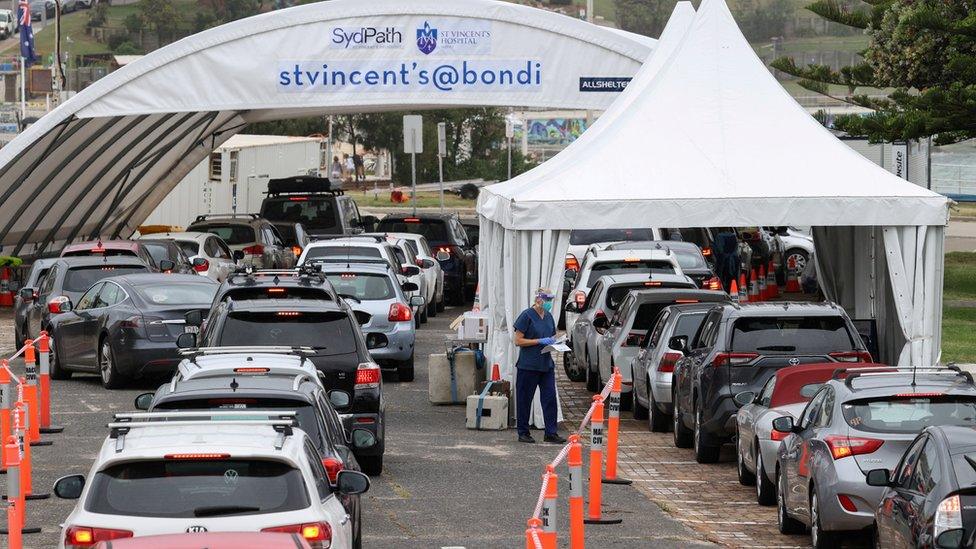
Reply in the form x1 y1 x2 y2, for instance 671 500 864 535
837 494 858 513
705 277 722 291
65 526 133 548
573 290 586 307
436 245 459 259
192 258 210 272
658 351 682 373
144 316 172 340
623 257 640 263
242 244 264 255
712 352 758 367
119 316 141 329
404 217 421 223
565 254 579 271
644 281 662 287
262 522 332 548
277 311 301 317
624 332 643 347
267 287 287 294
48 296 70 314
770 428 790 441
322 457 344 484
165 453 231 460
289 196 309 202
935 494 963 539
824 435 883 460
356 363 381 389
829 351 872 363
389 302 412 322
701 247 713 258
234 367 270 374
355 417 376 424
674 299 700 304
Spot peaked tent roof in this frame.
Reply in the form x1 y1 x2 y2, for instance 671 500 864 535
477 0 950 230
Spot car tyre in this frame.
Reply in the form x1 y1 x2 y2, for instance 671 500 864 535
428 299 437 318
563 350 585 382
736 434 756 486
777 467 806 535
585 351 599 392
648 390 670 432
632 384 649 420
810 489 836 549
49 337 71 380
755 444 776 505
397 353 415 382
99 338 127 389
359 454 383 476
693 404 720 463
672 393 693 448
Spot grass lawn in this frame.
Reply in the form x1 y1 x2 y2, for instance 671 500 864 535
942 252 976 362
353 190 476 210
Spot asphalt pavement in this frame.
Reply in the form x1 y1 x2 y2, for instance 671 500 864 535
0 307 710 548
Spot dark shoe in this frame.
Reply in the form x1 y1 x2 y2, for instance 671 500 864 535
518 434 536 443
544 434 567 444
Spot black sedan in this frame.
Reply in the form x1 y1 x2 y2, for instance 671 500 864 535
868 425 976 548
49 274 218 388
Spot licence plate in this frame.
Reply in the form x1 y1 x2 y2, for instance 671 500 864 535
184 326 200 334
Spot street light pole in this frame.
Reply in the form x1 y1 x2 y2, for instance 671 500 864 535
410 128 417 215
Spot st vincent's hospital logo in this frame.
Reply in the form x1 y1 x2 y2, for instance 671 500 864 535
417 21 437 55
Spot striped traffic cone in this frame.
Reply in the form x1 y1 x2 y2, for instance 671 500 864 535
739 273 748 303
766 261 779 299
786 257 801 292
730 279 740 304
757 264 767 302
748 269 759 302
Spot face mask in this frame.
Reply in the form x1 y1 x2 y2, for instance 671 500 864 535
541 301 553 313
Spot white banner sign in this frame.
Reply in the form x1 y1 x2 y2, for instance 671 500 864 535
890 142 909 180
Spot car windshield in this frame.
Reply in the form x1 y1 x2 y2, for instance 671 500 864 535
141 241 177 265
843 396 976 434
673 248 709 270
63 266 147 293
86 459 309 518
262 198 338 230
730 316 855 353
327 273 396 301
218 311 358 354
174 240 200 258
570 229 656 245
305 246 381 261
195 225 255 246
376 219 448 243
134 283 217 306
586 260 675 287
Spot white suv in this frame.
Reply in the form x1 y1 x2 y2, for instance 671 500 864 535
53 414 369 548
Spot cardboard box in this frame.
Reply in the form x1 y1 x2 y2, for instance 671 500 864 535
456 311 488 340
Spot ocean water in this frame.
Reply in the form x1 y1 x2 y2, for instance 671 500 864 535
932 141 976 197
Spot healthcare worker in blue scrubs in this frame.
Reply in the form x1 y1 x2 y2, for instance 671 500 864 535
513 288 566 444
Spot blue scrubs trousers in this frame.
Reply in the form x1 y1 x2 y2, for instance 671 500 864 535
516 368 558 437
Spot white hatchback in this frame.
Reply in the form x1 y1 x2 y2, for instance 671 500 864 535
54 415 369 549
137 231 237 282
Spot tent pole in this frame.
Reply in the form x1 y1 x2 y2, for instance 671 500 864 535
19 56 25 120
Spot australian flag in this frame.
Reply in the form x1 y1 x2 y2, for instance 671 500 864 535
18 0 37 67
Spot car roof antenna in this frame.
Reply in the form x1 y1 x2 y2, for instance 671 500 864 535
230 377 239 392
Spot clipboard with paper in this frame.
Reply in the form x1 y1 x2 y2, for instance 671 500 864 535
542 336 570 354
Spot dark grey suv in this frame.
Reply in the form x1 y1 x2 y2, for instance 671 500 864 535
671 302 871 463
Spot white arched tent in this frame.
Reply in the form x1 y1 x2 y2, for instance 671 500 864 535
477 0 949 394
0 0 656 257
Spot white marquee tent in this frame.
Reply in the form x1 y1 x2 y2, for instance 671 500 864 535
476 0 950 398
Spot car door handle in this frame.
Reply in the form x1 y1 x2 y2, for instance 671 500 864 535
340 514 350 525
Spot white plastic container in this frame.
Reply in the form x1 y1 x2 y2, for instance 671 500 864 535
428 351 485 404
466 394 509 430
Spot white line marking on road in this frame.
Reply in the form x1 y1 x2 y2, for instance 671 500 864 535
79 400 100 412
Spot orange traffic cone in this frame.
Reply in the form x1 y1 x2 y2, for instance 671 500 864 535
0 267 12 308
757 264 767 302
739 273 748 303
766 261 779 299
491 363 501 381
786 257 802 292
748 268 759 302
730 279 739 304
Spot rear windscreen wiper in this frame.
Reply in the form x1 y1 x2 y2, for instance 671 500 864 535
754 345 797 352
193 505 260 517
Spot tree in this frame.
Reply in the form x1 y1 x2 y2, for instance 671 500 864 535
139 0 184 43
614 0 682 38
771 0 976 145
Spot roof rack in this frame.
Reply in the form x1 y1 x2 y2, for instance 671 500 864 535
178 346 316 358
226 265 328 286
108 412 298 452
308 234 386 244
192 213 261 223
842 366 973 390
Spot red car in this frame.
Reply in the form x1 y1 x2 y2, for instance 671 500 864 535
61 240 164 271
94 532 312 548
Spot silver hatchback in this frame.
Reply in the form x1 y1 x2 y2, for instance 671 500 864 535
773 368 976 549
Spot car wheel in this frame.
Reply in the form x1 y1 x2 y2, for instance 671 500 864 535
563 350 585 382
99 338 127 389
428 299 437 318
359 454 383 476
618 389 632 411
737 433 756 486
693 403 720 463
49 336 71 380
397 353 415 382
777 466 806 535
648 389 669 432
418 303 428 325
436 287 446 312
632 383 649 420
585 351 599 392
786 248 809 274
756 444 776 505
810 489 836 549
672 392 693 448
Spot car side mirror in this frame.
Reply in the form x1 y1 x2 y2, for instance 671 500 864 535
336 470 371 494
593 316 609 330
192 257 207 268
565 302 579 313
134 392 154 411
53 474 85 499
668 335 688 353
351 428 377 450
420 258 435 269
409 295 425 307
936 529 965 549
158 259 176 272
353 310 372 326
771 416 795 434
733 391 756 407
19 287 35 301
185 309 202 327
401 265 421 277
233 250 245 261
865 468 891 487
329 390 351 409
176 332 196 349
401 282 419 293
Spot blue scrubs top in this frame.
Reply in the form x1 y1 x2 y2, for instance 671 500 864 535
513 307 556 372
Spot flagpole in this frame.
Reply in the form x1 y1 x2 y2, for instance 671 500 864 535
19 55 25 119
